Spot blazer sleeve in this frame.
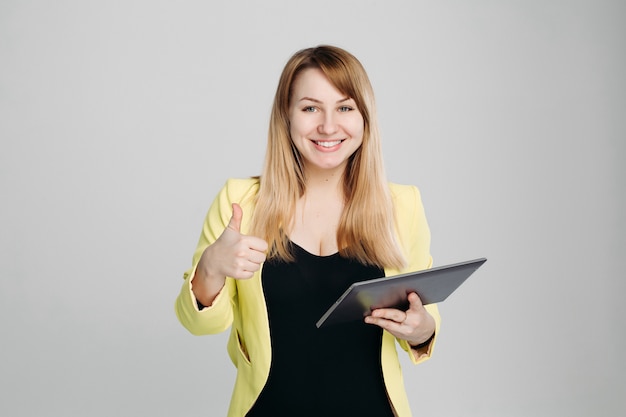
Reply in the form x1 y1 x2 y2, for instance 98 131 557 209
174 180 241 335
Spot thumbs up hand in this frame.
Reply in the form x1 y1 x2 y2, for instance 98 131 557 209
199 203 269 281
193 203 269 307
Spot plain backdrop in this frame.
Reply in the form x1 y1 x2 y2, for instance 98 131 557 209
1 1 624 416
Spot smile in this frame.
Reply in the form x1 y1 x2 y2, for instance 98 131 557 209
313 140 344 148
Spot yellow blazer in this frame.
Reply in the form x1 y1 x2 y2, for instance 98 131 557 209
175 178 440 417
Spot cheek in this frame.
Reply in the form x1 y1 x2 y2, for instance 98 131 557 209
351 119 365 141
289 114 306 138
289 118 306 150
349 113 365 136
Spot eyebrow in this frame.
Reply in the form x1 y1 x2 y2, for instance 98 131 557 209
298 96 352 104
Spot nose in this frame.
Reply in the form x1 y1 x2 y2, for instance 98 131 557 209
317 111 338 135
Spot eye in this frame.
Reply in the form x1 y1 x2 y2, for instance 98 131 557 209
338 105 354 112
302 106 317 112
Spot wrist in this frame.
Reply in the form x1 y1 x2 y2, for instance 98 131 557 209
409 332 435 350
191 267 226 308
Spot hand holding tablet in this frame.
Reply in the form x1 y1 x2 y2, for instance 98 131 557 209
316 258 487 328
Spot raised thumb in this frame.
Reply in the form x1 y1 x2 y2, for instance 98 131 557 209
227 203 243 233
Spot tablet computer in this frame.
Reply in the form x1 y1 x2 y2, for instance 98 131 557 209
316 257 487 328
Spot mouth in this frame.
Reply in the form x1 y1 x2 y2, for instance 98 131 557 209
312 139 345 148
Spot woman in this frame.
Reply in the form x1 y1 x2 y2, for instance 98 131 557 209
175 45 440 417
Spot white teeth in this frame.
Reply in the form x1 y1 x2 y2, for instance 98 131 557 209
314 140 342 148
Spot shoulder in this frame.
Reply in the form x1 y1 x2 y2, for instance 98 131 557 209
388 182 424 208
209 177 260 218
221 177 260 203
224 177 260 193
388 182 428 227
389 182 418 196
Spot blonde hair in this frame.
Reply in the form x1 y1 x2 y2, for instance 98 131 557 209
250 45 406 270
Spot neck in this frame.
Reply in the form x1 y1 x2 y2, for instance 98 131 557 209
302 165 345 197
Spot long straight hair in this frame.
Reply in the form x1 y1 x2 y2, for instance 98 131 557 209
250 45 406 270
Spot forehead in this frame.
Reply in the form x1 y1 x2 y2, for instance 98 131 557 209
290 68 348 100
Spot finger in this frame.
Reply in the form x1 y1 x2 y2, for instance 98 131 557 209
370 308 407 323
246 236 269 253
407 292 425 312
228 259 262 279
230 269 256 280
227 203 243 233
364 315 408 333
247 250 267 265
240 259 263 273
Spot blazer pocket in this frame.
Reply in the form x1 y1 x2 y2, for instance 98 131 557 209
235 329 251 365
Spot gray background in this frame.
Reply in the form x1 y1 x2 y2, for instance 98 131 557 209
1 0 624 416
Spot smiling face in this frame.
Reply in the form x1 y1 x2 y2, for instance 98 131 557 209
288 68 364 178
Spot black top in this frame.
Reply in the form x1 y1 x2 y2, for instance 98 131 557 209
246 242 394 417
